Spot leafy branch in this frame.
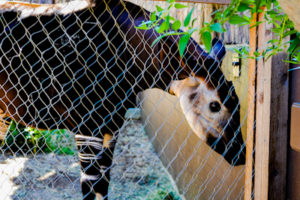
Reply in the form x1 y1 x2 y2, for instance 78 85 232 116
136 0 300 65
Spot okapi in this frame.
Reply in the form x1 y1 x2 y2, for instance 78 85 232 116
0 0 245 199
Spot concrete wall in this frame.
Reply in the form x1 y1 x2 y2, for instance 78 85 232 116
138 46 248 199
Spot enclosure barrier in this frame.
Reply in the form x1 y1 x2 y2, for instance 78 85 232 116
0 0 289 200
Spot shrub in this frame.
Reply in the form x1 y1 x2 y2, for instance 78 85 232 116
1 121 77 155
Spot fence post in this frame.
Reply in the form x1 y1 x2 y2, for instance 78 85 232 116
244 10 257 200
254 8 289 200
268 52 289 200
254 8 272 199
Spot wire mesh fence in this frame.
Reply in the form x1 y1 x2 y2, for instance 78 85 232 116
0 0 253 199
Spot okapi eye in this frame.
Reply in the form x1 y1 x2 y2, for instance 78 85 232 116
209 101 221 113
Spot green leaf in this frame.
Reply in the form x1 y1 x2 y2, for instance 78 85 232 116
254 51 260 57
214 12 222 20
168 16 176 21
296 51 300 60
210 23 223 33
271 28 281 34
135 21 152 30
171 20 181 31
201 31 212 52
267 39 279 44
192 18 197 27
179 34 191 57
156 21 168 33
241 0 254 4
151 34 167 47
228 15 250 24
150 12 157 22
238 3 251 12
174 3 188 9
285 60 299 65
165 15 170 29
156 5 164 12
283 30 298 38
184 7 195 27
188 27 198 35
136 24 148 30
288 38 300 54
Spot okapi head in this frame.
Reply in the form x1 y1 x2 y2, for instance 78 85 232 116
170 38 245 166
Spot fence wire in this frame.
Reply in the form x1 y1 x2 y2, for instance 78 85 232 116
0 0 253 200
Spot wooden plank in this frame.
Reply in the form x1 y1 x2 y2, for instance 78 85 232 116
253 8 289 200
254 7 272 200
244 11 257 200
268 52 289 200
3 1 43 8
148 0 231 5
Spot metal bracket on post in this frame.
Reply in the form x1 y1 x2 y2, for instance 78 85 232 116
232 52 241 78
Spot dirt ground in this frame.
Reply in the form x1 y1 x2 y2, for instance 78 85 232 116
0 119 182 200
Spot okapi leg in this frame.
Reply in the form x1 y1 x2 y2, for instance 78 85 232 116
75 133 116 200
97 133 116 200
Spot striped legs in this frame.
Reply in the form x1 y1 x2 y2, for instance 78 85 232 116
75 133 116 200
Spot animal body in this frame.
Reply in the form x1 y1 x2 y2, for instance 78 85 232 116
0 0 245 199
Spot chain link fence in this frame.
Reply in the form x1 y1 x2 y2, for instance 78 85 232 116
0 0 251 199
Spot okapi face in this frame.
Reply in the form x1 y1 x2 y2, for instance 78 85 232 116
170 76 245 165
170 76 228 141
170 39 245 166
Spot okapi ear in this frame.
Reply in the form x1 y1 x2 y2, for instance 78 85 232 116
209 38 226 62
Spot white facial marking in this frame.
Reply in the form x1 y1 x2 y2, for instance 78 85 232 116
170 77 230 141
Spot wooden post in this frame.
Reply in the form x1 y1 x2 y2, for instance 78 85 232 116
254 8 289 200
267 26 289 200
268 52 288 200
254 8 272 199
244 11 258 200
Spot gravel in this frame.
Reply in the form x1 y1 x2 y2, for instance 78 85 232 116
109 120 181 200
0 153 81 200
0 118 182 200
